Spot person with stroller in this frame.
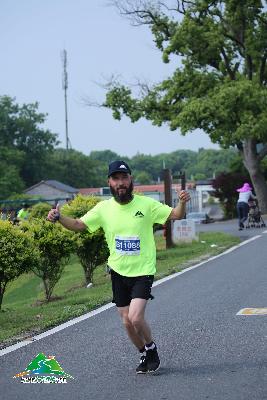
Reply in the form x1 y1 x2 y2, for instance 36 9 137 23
236 182 256 230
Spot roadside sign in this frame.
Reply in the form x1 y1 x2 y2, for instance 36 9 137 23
172 219 198 243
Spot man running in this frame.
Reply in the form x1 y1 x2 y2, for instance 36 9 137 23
47 160 190 374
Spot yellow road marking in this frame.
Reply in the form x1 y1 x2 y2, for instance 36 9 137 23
237 308 267 315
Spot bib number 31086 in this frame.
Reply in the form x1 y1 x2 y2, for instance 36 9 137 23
115 236 140 256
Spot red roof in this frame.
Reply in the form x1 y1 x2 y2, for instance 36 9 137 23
79 188 101 195
134 185 164 192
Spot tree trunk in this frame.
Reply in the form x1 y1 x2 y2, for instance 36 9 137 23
85 265 93 286
0 288 4 311
81 262 93 286
0 281 7 311
43 278 51 301
242 139 267 213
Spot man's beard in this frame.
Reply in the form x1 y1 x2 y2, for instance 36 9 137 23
110 181 133 204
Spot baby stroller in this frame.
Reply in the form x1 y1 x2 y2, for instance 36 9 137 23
246 199 266 228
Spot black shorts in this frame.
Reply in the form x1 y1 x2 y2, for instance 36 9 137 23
110 269 154 308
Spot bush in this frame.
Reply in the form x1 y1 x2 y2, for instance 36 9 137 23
21 220 74 301
29 202 52 220
0 221 39 310
61 195 109 286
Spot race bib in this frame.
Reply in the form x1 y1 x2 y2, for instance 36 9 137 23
115 236 140 256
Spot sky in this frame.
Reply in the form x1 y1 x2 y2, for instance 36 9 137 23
0 0 219 157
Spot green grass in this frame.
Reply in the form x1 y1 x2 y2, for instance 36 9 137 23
0 232 240 347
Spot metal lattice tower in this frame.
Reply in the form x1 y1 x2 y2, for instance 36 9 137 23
61 49 70 150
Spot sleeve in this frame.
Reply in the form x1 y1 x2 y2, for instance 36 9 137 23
80 202 103 233
150 199 173 225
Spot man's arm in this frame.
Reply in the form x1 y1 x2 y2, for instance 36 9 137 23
47 205 87 232
167 190 191 220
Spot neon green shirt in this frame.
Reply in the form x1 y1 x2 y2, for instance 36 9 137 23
80 195 172 277
17 209 29 220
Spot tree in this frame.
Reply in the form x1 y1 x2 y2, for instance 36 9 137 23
0 96 58 188
0 164 25 199
21 220 74 302
105 1 267 212
187 148 238 179
212 172 251 218
135 171 153 184
45 148 100 188
61 195 109 286
0 221 39 310
0 147 25 198
89 149 123 163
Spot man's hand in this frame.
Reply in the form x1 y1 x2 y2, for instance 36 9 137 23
168 190 191 220
47 204 87 232
47 204 60 223
178 190 191 203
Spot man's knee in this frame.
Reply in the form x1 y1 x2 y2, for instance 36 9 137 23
118 307 133 329
129 314 144 330
122 316 134 330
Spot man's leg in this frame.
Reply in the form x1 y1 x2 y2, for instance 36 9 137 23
117 302 148 374
128 298 160 373
117 304 146 350
113 273 159 373
127 298 152 344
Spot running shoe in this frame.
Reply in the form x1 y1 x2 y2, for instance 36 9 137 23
136 354 148 374
146 346 160 372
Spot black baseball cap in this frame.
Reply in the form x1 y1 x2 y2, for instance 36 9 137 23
108 160 131 177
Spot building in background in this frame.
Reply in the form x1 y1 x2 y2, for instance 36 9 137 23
79 183 199 213
24 180 78 205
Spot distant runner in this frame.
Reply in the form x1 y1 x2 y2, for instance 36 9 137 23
47 160 190 374
17 204 30 222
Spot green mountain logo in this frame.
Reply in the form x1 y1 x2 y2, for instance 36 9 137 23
13 353 73 379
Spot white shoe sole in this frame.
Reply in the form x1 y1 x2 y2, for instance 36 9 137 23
147 362 161 373
136 362 161 374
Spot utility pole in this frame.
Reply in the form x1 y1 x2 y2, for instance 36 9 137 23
163 168 173 248
178 171 186 190
61 49 70 151
175 170 187 217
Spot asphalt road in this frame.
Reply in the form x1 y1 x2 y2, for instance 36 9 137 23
1 221 267 400
196 218 267 240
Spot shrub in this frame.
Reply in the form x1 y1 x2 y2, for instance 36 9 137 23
21 220 74 301
29 202 52 220
61 195 109 286
0 221 39 310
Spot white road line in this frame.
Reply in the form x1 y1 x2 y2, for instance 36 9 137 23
0 234 263 357
153 235 262 287
0 303 115 357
